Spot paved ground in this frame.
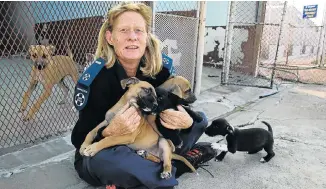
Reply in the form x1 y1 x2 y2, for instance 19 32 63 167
1 83 325 189
178 83 326 189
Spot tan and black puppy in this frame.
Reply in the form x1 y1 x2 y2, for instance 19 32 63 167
19 43 79 121
148 76 202 148
158 76 197 103
80 77 196 179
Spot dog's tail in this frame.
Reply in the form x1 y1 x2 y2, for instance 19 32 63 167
65 38 74 61
172 153 197 173
262 121 273 137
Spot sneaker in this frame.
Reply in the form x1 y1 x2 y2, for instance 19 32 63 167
184 142 218 168
174 142 217 177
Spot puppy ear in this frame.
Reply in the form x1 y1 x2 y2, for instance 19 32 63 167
226 125 234 134
46 45 56 55
167 85 183 98
28 45 35 53
120 77 140 89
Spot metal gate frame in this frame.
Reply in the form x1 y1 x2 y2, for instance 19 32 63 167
221 1 288 89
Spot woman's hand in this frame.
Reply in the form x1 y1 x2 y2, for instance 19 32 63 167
102 102 141 137
160 105 193 130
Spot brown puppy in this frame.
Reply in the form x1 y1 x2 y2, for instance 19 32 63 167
80 77 196 179
158 76 197 103
20 43 79 121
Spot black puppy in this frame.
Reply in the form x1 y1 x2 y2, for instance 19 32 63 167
205 118 275 163
154 87 202 148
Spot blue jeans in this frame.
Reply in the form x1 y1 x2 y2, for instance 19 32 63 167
74 112 208 189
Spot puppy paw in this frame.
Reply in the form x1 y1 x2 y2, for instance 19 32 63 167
83 143 100 157
160 171 172 179
214 158 221 162
260 158 266 163
176 141 183 149
79 142 90 155
23 116 32 122
211 143 228 151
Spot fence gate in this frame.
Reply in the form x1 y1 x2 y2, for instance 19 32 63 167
222 1 286 88
223 1 326 87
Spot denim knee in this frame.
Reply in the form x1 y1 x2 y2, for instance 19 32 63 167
196 111 208 131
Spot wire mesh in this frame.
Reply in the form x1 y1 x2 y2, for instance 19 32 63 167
223 1 277 88
0 1 199 151
0 1 120 150
154 1 199 86
155 1 198 18
224 1 326 87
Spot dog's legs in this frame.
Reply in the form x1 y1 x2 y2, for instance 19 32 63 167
83 132 138 157
70 71 79 84
80 120 109 155
24 85 53 121
215 151 227 161
57 79 69 105
248 148 263 154
20 80 38 112
260 144 275 163
159 138 173 179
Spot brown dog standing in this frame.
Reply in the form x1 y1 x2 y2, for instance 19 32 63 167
20 42 79 121
80 77 196 179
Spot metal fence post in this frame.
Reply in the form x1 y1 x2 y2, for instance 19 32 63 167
222 1 235 85
319 4 326 68
194 1 207 96
270 1 287 88
148 1 156 34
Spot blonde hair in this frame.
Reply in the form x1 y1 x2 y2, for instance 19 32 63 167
95 2 162 77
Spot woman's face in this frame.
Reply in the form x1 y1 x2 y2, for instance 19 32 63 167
106 11 148 63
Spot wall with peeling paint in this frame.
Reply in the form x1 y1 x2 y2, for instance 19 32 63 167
203 1 257 74
203 26 226 65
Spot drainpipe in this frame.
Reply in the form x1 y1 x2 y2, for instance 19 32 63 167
194 1 207 96
222 1 235 85
319 3 326 67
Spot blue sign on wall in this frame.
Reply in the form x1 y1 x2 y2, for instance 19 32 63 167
303 5 318 19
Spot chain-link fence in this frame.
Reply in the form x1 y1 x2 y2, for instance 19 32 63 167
223 1 326 87
153 1 199 87
0 1 199 151
222 1 276 88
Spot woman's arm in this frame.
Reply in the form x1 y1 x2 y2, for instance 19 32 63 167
101 103 141 137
